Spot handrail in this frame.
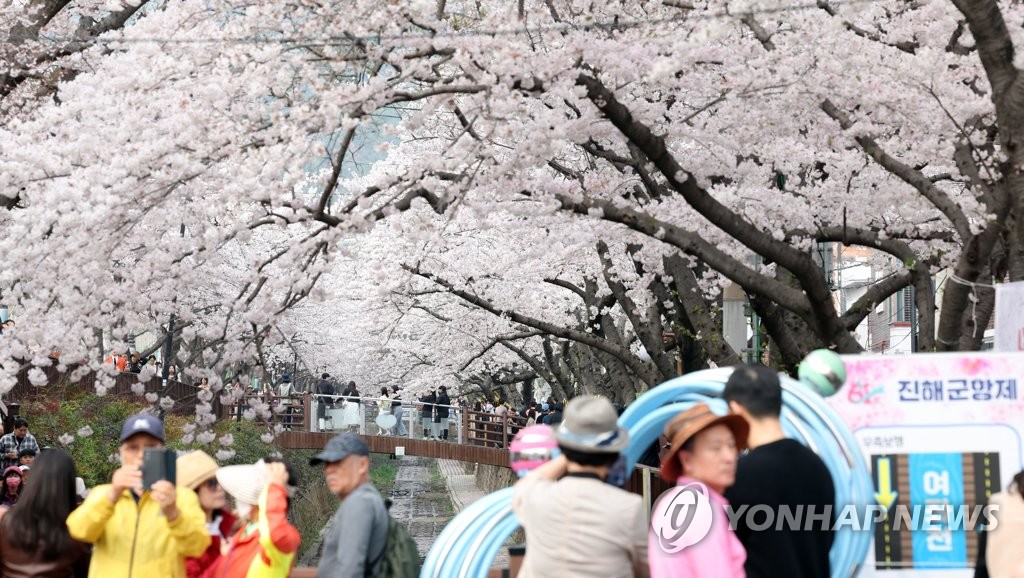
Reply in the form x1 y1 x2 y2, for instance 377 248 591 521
308 393 466 412
215 392 538 449
463 409 528 449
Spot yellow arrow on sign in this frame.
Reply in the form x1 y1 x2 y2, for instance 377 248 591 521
874 457 899 511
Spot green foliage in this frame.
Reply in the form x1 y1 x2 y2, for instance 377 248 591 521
371 456 399 495
20 392 143 487
167 418 275 466
24 392 407 564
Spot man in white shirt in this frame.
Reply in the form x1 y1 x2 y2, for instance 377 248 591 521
513 396 649 578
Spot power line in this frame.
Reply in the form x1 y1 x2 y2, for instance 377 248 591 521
5 0 878 47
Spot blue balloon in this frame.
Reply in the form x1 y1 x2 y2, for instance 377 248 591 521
423 368 872 578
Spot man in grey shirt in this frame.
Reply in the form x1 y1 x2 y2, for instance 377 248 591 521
311 432 389 578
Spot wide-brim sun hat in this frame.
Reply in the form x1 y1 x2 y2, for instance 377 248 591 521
660 402 750 482
176 450 219 491
553 396 629 454
216 460 267 506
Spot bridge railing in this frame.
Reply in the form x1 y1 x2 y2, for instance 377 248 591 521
213 391 311 430
306 394 474 444
216 393 535 450
464 409 529 449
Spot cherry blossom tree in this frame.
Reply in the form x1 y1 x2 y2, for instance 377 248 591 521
3 0 1024 407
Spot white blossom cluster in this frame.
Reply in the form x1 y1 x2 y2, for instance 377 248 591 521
0 0 1012 425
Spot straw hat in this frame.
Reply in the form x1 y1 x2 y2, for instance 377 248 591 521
176 451 219 491
217 460 268 506
553 396 629 454
660 403 749 482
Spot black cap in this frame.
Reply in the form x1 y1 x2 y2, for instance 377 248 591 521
310 432 369 465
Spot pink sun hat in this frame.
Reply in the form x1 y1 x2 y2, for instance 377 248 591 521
509 424 561 478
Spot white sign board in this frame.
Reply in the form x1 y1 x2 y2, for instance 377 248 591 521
827 352 1024 577
994 281 1024 351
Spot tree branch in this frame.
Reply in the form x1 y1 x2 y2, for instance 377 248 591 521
549 190 812 317
815 1 918 54
662 253 743 366
740 14 776 51
840 271 912 330
575 72 859 352
543 278 588 302
596 241 677 379
821 99 973 242
949 0 1017 97
459 330 544 372
405 264 659 386
315 126 357 215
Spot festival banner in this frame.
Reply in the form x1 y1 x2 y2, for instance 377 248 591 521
827 352 1024 578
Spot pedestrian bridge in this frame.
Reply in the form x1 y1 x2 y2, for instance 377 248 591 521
7 367 526 468
279 431 513 467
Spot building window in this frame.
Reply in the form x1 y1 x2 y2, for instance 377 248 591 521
895 287 913 323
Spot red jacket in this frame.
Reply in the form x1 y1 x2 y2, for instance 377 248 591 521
187 510 239 578
200 483 299 578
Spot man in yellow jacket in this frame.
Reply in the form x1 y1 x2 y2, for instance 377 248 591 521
67 413 210 578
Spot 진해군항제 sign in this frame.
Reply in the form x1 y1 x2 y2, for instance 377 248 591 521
826 352 1024 578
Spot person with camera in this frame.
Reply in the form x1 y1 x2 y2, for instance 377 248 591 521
200 457 300 578
67 413 210 578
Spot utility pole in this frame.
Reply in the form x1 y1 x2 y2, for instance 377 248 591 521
910 284 918 353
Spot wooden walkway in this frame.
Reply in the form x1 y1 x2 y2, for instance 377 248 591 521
279 431 512 467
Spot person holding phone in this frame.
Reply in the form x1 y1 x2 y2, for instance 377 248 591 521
67 413 210 578
200 457 300 578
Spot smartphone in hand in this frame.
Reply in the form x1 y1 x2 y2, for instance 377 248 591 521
142 448 176 490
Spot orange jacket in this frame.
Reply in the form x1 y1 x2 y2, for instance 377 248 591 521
200 483 299 578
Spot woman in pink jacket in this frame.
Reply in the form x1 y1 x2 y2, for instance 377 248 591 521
649 402 749 578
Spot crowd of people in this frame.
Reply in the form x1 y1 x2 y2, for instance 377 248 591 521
0 410 410 578
104 351 177 377
8 359 1022 578
513 363 835 578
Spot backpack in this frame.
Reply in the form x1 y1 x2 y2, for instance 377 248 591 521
368 503 420 578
